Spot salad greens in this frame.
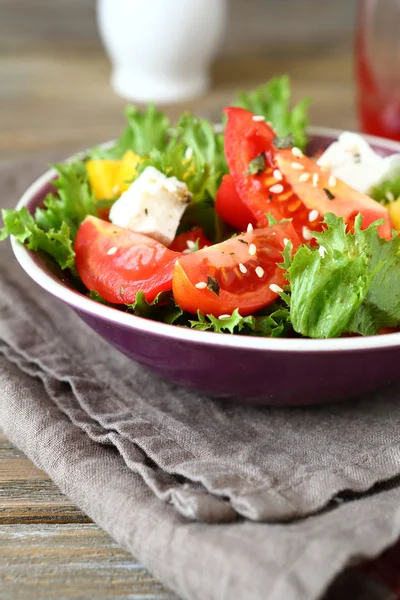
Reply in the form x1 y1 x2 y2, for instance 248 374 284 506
0 161 97 273
88 104 170 160
2 74 400 340
287 214 400 337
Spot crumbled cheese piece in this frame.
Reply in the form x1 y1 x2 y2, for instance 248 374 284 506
109 167 191 246
317 132 400 194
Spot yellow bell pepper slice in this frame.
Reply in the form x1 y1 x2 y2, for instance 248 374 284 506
387 197 400 231
114 150 143 195
86 160 120 200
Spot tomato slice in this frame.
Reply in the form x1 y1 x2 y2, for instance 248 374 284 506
172 222 300 317
75 216 181 304
168 228 212 253
223 107 392 242
215 174 257 231
274 150 393 240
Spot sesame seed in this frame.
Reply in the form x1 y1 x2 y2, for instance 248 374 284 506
239 263 248 274
291 162 305 170
186 240 195 249
309 209 319 222
298 172 311 183
248 243 257 256
252 115 265 122
269 184 284 194
292 147 303 158
195 281 207 289
386 191 395 202
107 246 118 255
219 314 232 320
318 245 327 258
185 146 193 160
269 283 283 293
302 226 313 241
255 266 265 278
312 173 319 187
273 169 283 181
283 237 289 246
247 223 254 233
328 174 337 187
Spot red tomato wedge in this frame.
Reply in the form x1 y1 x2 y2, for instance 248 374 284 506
215 174 257 231
223 107 392 242
75 216 181 304
274 150 393 240
172 222 300 317
223 107 285 226
168 228 211 253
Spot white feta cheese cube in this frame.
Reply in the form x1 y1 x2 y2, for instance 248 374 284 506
109 166 191 247
317 132 400 194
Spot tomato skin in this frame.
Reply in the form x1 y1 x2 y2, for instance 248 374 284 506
75 216 181 304
215 174 257 231
274 149 393 240
223 107 285 226
172 222 300 317
168 228 211 253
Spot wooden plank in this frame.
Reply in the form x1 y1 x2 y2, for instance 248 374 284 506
0 523 178 600
0 433 90 524
0 47 356 163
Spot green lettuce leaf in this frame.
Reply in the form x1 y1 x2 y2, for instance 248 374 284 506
189 305 290 336
369 177 400 204
88 104 170 159
1 160 97 272
174 113 228 198
287 213 400 338
139 113 227 202
35 161 97 240
126 291 183 325
0 207 75 272
235 75 310 151
190 308 254 333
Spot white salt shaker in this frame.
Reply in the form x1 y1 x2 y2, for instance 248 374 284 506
97 0 228 104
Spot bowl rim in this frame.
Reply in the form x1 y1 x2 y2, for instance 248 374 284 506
10 125 400 354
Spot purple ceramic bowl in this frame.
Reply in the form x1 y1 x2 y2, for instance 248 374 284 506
11 127 400 406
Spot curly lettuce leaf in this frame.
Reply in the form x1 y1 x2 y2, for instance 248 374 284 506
189 305 290 337
88 104 170 159
1 160 97 272
235 75 310 151
1 207 75 272
126 291 183 325
287 213 400 338
174 113 228 197
139 113 227 202
35 161 97 240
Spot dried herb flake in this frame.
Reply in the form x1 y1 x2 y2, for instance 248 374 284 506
248 154 266 176
323 188 335 201
207 276 220 296
274 134 295 149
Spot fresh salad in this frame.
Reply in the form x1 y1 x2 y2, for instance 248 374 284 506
3 76 400 339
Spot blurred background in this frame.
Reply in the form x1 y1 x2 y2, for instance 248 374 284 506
0 0 356 161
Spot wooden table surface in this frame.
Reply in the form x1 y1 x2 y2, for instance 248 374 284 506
0 1 358 598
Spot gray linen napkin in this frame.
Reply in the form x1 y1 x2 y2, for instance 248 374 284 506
2 157 400 600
